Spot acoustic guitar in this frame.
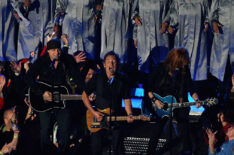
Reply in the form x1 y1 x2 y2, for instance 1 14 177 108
28 81 82 112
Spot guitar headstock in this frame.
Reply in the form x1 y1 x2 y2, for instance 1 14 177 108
204 98 218 107
139 115 151 121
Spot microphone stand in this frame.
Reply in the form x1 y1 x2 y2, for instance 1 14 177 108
108 77 114 155
169 96 174 155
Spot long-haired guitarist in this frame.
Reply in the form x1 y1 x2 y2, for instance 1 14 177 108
25 39 82 155
147 48 201 154
82 51 134 155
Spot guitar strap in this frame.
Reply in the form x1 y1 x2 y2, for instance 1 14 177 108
157 65 168 89
61 62 74 92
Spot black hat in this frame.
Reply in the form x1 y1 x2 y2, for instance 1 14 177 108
47 39 61 50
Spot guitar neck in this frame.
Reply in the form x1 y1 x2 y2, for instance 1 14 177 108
172 101 204 108
60 94 82 100
106 116 142 121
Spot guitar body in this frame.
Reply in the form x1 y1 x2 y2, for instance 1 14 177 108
152 93 177 118
86 108 111 133
29 81 70 112
86 108 151 133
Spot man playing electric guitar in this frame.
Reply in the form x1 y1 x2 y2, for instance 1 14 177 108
148 48 201 154
82 51 134 155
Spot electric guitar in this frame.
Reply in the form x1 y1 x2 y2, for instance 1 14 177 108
86 108 151 133
28 81 82 112
151 93 218 118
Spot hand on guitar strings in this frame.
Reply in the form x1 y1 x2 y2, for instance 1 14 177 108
93 111 104 122
127 115 134 123
154 100 164 109
43 91 53 102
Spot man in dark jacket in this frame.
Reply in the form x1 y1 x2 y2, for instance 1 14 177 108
25 39 81 154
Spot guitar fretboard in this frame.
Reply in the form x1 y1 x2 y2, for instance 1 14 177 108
171 101 204 108
106 116 143 121
61 94 82 100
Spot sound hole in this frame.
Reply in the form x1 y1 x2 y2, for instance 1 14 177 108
163 103 168 110
53 92 60 103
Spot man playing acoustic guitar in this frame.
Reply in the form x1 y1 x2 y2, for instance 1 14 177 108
25 39 82 155
82 51 134 155
148 48 201 154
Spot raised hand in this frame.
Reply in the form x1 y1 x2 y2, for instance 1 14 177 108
206 128 217 145
160 22 169 34
10 61 22 74
73 52 86 63
61 34 68 45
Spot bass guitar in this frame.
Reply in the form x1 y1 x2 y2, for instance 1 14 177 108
86 108 150 133
151 93 218 118
28 81 82 112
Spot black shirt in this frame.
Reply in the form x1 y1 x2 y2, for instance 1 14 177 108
25 52 81 96
148 63 196 102
85 71 131 114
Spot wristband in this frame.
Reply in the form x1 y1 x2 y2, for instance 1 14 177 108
128 114 133 117
0 151 4 155
151 97 157 102
14 135 19 139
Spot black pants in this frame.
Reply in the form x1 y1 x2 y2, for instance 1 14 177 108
39 107 71 154
148 108 191 155
90 129 122 155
